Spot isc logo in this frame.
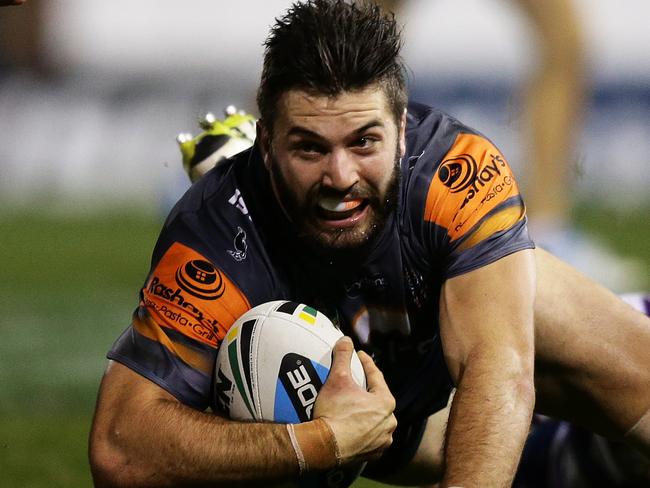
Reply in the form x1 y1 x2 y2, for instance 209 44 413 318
279 353 324 422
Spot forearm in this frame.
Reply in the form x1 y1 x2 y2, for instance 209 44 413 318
442 351 535 488
90 362 340 487
92 396 302 487
92 340 396 487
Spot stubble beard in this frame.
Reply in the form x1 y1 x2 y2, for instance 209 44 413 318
268 149 401 255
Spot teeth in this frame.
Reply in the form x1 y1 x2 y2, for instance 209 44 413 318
319 197 363 212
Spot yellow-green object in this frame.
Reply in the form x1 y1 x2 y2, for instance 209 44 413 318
177 110 256 176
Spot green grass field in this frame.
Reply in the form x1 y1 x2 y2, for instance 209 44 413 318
1 204 648 487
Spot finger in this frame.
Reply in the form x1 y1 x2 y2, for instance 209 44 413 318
328 336 354 379
357 350 389 393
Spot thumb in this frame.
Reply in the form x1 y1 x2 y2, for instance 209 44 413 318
329 336 354 379
357 350 389 394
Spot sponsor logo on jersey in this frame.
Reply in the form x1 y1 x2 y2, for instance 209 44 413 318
453 174 515 233
143 296 220 343
142 242 251 347
425 133 522 242
344 274 387 298
175 259 225 300
228 188 250 219
278 353 324 422
438 154 478 193
147 277 221 327
457 154 508 210
227 226 248 262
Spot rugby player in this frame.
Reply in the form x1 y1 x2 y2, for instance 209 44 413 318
89 1 650 487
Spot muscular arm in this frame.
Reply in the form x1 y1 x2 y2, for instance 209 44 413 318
89 361 299 487
89 338 395 487
439 249 536 487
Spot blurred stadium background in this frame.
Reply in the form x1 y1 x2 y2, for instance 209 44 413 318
0 0 648 486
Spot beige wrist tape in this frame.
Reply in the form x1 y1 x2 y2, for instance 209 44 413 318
624 408 650 458
286 423 306 474
287 418 341 473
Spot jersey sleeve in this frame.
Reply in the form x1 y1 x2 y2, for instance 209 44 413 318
108 241 251 410
423 132 534 278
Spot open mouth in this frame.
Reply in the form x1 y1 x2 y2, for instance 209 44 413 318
315 197 369 221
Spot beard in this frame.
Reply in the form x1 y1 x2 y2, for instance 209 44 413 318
268 149 401 256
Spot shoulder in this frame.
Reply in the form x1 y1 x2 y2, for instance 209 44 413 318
402 102 489 209
400 101 530 273
404 101 477 163
146 149 279 342
165 150 251 231
401 101 494 228
158 148 257 263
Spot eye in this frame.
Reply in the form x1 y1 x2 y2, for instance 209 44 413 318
294 141 326 155
353 136 378 150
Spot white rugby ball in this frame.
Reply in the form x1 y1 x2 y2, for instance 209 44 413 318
214 300 366 422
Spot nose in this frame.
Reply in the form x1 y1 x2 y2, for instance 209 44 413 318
321 148 359 190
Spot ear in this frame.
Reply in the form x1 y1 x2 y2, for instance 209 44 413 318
398 108 407 158
257 120 272 170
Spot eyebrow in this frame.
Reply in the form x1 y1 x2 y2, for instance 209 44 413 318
286 119 385 139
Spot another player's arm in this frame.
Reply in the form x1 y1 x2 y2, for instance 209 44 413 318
89 338 395 487
439 249 536 487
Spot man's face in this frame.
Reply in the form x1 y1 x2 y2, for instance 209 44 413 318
260 85 406 251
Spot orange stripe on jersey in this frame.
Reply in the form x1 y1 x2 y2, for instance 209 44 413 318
141 242 251 348
132 310 213 375
457 205 525 252
424 133 522 242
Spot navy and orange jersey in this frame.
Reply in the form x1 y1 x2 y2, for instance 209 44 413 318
108 101 534 421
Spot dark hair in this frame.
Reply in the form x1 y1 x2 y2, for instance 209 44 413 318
257 0 407 130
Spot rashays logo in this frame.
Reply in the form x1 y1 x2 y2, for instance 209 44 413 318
175 259 225 300
147 266 224 332
279 353 323 422
440 153 509 210
438 154 478 193
143 296 219 343
459 154 508 209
